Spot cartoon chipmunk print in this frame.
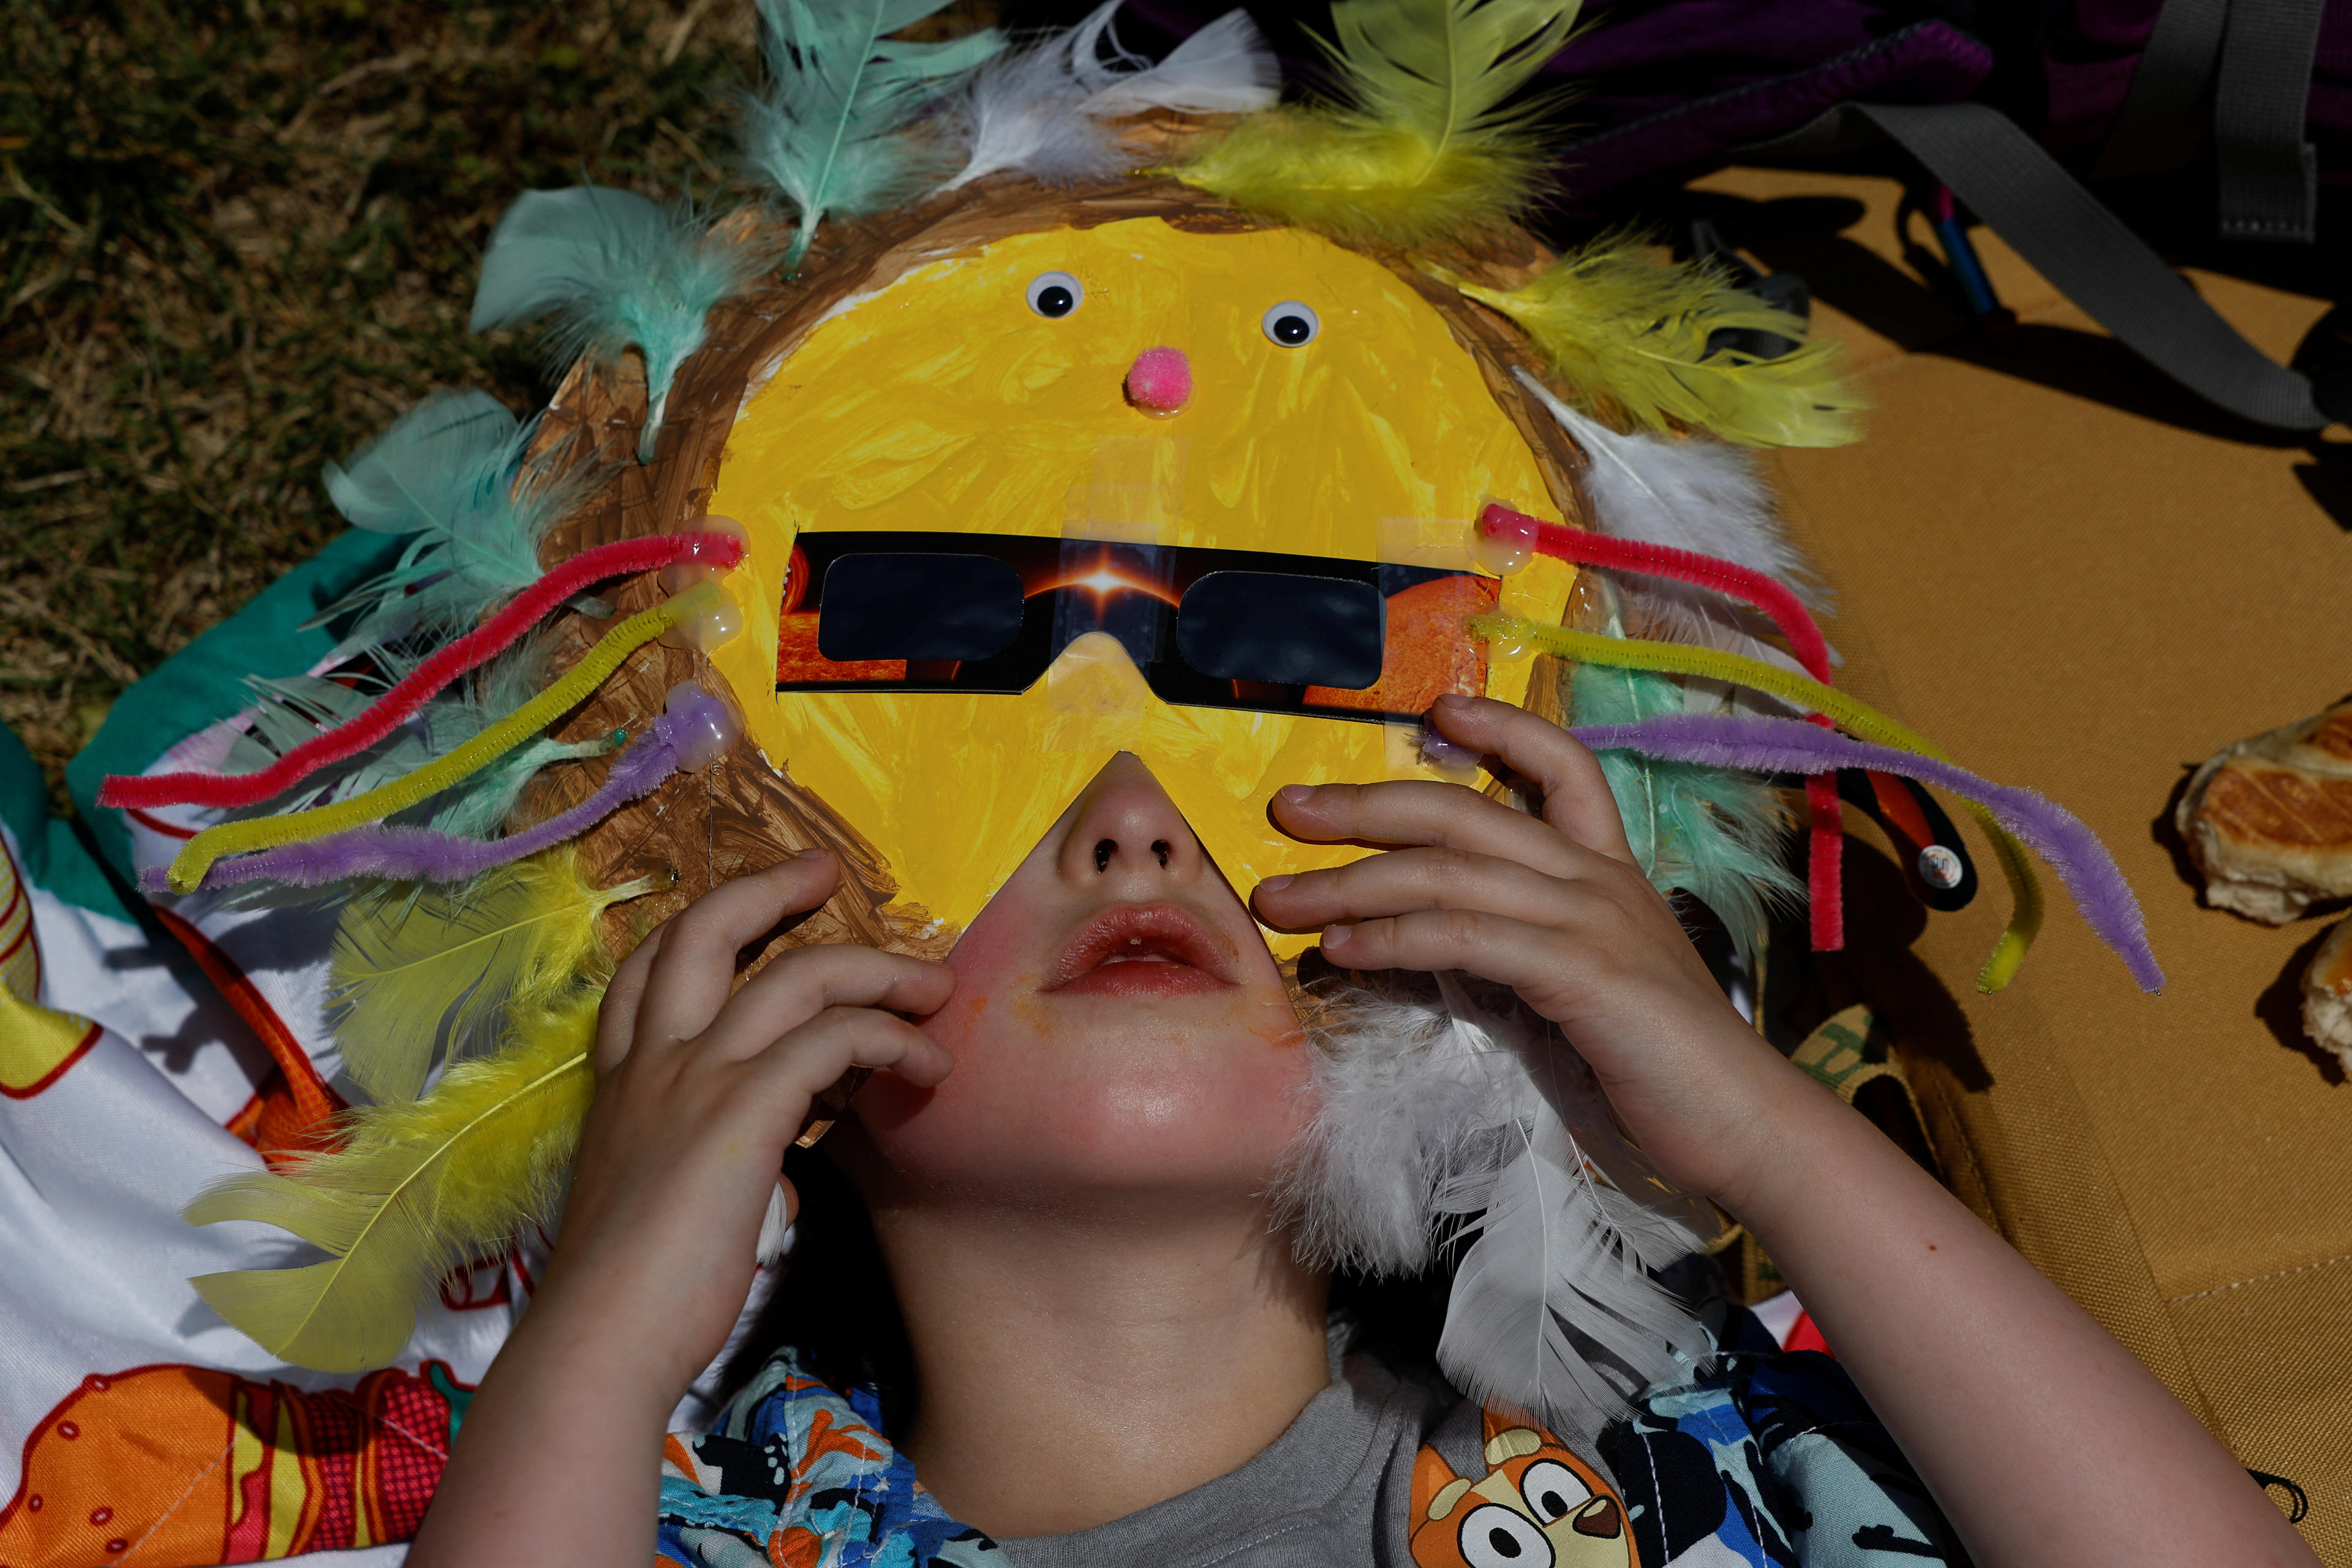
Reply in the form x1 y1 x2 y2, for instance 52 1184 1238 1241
1410 1406 1635 1568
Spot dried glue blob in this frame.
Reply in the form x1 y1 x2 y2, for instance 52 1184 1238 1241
1485 631 1534 662
1419 727 1483 776
660 682 741 773
658 515 751 593
1469 509 1534 575
660 582 743 652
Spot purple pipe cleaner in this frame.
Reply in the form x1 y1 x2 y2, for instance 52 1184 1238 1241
149 685 739 892
1569 713 2163 993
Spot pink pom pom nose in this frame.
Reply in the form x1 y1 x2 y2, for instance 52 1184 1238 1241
1125 347 1191 416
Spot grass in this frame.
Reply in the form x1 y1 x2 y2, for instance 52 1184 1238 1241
1 0 790 814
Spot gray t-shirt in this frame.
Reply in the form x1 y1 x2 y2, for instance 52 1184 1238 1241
993 1354 1616 1567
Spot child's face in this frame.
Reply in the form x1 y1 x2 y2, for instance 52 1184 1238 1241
848 752 1312 1210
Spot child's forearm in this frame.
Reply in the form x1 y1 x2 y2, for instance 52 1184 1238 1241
404 1292 681 1568
405 860 957 1568
1731 1080 2316 1568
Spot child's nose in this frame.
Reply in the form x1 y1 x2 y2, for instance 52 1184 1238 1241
1058 752 1205 886
1124 347 1191 417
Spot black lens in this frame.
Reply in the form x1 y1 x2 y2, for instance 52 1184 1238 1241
817 554 1025 662
1035 285 1074 317
1175 572 1382 688
1270 313 1311 344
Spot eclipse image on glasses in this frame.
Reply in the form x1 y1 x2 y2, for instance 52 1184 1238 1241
774 532 1496 723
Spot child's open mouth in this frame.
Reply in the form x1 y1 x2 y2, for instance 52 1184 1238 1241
1042 903 1240 998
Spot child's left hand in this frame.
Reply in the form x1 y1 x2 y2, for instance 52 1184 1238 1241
1250 692 1809 1213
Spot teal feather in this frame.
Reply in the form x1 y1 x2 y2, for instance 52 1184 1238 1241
400 636 616 840
221 637 612 835
470 188 774 462
742 0 1003 275
307 390 582 652
1567 655 1800 959
230 673 389 771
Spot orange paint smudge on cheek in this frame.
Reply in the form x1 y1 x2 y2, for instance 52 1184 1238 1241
1253 996 1308 1049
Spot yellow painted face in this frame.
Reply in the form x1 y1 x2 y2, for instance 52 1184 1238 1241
706 217 1573 952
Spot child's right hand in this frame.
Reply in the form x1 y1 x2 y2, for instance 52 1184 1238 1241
530 851 957 1401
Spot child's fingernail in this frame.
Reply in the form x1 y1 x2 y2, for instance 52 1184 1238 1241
1258 873 1293 892
1277 784 1314 805
795 847 829 859
1321 924 1350 944
1435 692 1471 709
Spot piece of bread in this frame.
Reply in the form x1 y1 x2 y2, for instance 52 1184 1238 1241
2177 700 2352 922
2303 917 2352 1074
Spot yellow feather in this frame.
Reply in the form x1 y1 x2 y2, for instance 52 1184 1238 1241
187 992 600 1373
328 846 650 1104
1175 0 1580 247
1447 235 1868 447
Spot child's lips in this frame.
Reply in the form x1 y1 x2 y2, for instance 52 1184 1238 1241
1042 903 1240 998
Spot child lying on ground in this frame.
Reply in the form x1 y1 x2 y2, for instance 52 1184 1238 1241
405 696 2315 1568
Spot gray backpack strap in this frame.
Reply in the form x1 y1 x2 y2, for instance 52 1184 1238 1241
2214 0 2329 243
2094 0 2227 179
1746 100 2332 431
2086 0 2326 241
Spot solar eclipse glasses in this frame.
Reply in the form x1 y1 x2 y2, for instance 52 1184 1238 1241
775 532 1500 723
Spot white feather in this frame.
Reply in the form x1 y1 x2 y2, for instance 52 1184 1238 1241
943 4 1276 190
1272 971 1708 1441
1437 1105 1709 1442
1073 7 1279 114
754 1182 794 1265
1513 365 1839 679
1271 977 1532 1275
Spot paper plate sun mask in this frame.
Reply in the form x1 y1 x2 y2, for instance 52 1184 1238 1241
703 211 1578 951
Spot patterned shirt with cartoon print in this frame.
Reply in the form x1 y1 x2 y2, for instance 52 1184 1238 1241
654 1305 1962 1568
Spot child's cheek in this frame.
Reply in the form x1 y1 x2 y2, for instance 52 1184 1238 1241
861 974 1313 1194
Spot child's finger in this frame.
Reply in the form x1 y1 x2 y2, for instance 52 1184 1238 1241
1251 845 1585 933
633 852 842 1052
1270 777 1585 878
1428 694 1638 866
594 922 670 1076
1317 907 1602 995
742 1006 956 1110
696 943 956 1064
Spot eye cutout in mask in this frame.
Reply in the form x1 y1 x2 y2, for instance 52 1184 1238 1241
777 531 1498 724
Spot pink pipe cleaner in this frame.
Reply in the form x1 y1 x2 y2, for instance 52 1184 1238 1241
1481 503 1853 951
148 686 737 892
1569 712 2162 992
1478 505 1833 680
1804 774 1845 949
1486 503 1853 944
102 530 745 813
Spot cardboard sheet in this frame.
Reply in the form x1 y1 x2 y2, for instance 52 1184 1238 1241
1692 163 2352 1558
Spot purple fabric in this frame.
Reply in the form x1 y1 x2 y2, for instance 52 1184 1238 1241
1570 713 2163 993
1535 6 1991 209
2040 0 2166 159
151 695 723 892
2043 1 2352 162
1138 0 2346 205
2319 1 2352 184
1133 1 1990 209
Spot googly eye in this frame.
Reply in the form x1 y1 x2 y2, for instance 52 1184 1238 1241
1262 301 1319 346
1027 271 1084 318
